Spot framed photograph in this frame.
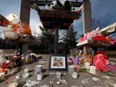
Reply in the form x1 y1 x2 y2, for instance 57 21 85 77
49 54 68 71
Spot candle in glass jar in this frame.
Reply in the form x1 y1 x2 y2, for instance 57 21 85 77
84 62 90 69
55 72 61 79
90 66 96 74
72 72 78 79
68 65 74 74
37 73 43 80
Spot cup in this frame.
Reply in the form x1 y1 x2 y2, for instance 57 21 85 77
35 65 42 74
55 72 61 79
37 73 43 80
72 72 78 79
68 65 74 74
22 72 29 78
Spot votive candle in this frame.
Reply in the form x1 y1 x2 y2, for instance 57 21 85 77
84 62 90 69
90 66 96 74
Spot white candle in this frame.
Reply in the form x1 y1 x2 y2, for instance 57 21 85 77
90 66 96 74
72 72 78 79
35 65 42 73
55 72 61 79
37 73 43 80
84 62 90 69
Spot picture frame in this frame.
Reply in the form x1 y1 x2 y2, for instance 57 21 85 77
49 54 68 71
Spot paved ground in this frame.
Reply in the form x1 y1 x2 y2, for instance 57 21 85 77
0 56 115 87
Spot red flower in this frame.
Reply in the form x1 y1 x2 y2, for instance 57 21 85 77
2 62 7 69
74 65 78 71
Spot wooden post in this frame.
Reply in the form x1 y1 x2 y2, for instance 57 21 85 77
20 0 30 54
20 0 30 24
54 27 59 54
82 0 92 54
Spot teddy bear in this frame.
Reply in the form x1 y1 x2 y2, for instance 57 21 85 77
93 51 109 72
2 14 32 41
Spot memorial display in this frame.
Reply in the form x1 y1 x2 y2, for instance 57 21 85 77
0 0 116 87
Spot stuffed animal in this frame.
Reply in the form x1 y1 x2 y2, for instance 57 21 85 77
2 14 32 40
50 0 72 11
0 49 6 66
50 0 63 10
64 0 72 11
4 30 19 40
31 3 41 12
50 0 57 9
21 53 33 64
93 51 109 72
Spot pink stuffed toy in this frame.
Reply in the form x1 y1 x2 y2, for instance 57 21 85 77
93 51 109 72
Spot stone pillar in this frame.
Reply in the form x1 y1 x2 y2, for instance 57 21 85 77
20 0 30 54
82 0 92 54
54 28 59 54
